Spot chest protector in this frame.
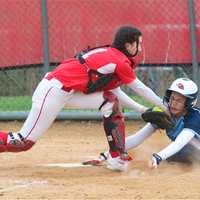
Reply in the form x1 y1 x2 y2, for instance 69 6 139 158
75 46 116 94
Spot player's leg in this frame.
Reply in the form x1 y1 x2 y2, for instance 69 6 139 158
0 78 73 152
67 91 130 158
66 91 104 109
100 91 129 171
67 91 129 170
82 123 155 166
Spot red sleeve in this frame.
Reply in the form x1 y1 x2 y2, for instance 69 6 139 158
115 61 136 84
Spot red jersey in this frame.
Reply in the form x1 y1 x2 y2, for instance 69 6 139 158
46 47 136 93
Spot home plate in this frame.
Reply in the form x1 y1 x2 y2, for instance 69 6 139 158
39 163 93 168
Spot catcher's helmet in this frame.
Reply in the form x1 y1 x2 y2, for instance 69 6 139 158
112 25 142 57
164 78 198 108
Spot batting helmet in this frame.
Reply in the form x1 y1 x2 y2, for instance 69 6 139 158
164 78 198 108
112 25 142 57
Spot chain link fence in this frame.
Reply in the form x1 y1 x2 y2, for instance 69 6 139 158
0 0 199 119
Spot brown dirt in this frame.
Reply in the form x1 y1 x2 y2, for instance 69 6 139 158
0 120 199 200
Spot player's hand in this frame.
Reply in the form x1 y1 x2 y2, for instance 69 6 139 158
149 153 162 169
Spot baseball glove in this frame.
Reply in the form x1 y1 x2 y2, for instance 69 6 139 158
141 107 175 129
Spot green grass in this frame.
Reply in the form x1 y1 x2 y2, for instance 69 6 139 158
0 95 154 112
0 96 32 111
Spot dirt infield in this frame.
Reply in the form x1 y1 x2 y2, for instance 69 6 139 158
0 120 199 200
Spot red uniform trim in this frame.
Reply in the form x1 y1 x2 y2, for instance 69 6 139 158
25 87 53 139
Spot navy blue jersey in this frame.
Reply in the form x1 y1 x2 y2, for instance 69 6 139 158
166 107 200 141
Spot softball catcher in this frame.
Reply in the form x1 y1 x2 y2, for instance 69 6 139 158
0 25 167 171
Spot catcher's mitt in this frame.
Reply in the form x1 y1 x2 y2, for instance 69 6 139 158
141 107 175 129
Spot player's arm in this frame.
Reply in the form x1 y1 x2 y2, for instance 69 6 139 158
150 128 195 168
110 87 147 113
127 78 167 112
115 63 166 112
125 123 156 150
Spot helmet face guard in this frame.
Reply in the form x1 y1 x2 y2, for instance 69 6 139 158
163 78 198 108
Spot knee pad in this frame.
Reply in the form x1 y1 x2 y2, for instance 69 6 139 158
100 91 120 118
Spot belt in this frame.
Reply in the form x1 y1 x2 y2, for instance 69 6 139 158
61 85 72 92
45 77 72 92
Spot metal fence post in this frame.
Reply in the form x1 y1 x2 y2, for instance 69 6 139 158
188 1 199 81
41 0 50 74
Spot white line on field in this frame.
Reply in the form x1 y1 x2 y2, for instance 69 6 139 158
39 163 92 168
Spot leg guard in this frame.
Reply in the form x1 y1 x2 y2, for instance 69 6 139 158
100 91 126 158
0 131 35 152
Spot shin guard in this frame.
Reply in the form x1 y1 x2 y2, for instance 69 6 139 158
101 91 126 158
